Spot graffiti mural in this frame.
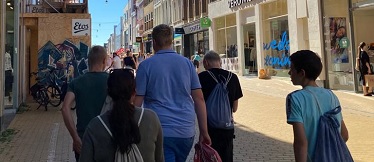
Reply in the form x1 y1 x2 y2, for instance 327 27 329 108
37 40 89 84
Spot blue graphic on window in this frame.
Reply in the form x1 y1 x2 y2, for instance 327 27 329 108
263 31 290 67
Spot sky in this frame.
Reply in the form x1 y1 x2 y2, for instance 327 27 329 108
89 0 128 46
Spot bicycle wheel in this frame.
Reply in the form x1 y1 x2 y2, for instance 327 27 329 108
47 85 62 107
39 90 49 111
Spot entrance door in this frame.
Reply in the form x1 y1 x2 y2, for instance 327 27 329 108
352 2 374 92
243 23 257 76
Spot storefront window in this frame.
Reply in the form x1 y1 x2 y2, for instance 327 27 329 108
213 13 238 72
322 0 353 90
262 0 289 77
4 0 15 107
243 23 257 75
351 0 374 92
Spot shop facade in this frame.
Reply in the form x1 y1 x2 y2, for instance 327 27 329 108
208 0 324 81
143 33 152 54
322 0 374 92
182 19 209 58
1 0 21 131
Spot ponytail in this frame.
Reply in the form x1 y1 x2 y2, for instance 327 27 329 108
109 97 141 154
107 69 140 154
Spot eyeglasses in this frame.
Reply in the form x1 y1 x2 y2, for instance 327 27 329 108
109 68 135 75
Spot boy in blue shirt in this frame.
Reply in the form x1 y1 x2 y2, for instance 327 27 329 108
286 50 349 162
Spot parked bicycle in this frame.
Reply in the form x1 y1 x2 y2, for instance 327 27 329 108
30 68 63 111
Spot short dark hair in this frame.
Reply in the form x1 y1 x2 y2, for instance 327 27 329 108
88 46 107 67
290 50 323 80
152 24 173 47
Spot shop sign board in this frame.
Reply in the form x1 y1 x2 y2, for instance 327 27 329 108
183 21 204 35
228 0 253 8
30 5 46 13
175 28 185 34
200 18 212 28
72 19 90 36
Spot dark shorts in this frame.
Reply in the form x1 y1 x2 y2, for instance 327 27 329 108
208 127 235 162
193 60 199 68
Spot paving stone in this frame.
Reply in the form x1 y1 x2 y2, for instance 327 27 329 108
0 76 373 162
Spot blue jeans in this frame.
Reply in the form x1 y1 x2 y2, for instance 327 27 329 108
164 136 194 162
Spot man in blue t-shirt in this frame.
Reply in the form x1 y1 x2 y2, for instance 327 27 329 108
286 50 349 162
134 24 211 162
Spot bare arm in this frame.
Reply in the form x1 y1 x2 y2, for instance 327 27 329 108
341 120 349 142
232 100 239 113
366 62 372 73
133 96 144 107
191 89 211 145
61 92 81 153
292 123 308 162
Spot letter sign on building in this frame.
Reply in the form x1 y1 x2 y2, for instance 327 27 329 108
72 19 91 36
228 0 253 8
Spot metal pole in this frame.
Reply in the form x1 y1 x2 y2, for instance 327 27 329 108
13 0 20 109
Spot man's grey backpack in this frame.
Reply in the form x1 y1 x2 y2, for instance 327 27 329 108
206 70 234 129
97 108 144 162
306 90 353 162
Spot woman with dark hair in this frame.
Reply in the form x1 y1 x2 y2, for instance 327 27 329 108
356 42 373 96
79 69 164 162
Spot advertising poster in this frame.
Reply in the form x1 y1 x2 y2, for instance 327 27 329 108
330 17 349 63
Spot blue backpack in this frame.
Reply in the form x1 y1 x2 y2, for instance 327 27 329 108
306 90 354 162
206 70 233 129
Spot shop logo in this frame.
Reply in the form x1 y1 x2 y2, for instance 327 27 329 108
200 18 212 28
73 22 89 33
263 31 290 67
263 31 290 51
228 0 253 8
72 19 90 36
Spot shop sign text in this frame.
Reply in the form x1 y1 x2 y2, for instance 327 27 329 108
183 21 203 34
72 19 90 36
263 31 290 67
228 0 253 8
31 6 46 13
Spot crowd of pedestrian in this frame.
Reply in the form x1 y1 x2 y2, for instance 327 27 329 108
61 23 352 162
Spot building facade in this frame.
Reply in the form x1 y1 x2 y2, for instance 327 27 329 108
143 0 154 54
171 0 185 54
0 0 19 131
123 4 131 50
208 0 374 92
182 0 209 58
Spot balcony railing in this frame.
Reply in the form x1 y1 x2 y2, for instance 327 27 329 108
25 0 87 13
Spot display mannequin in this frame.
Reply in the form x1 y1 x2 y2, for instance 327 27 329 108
5 51 13 102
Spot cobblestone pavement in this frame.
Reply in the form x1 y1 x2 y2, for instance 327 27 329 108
1 76 373 162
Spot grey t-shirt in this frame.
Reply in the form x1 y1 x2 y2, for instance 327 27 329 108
79 107 164 162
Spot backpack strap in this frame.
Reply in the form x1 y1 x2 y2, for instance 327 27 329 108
207 70 219 83
98 108 144 137
225 72 233 86
207 70 232 86
304 89 323 116
138 107 144 126
98 115 113 137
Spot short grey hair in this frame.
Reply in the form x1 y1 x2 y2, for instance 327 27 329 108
204 50 221 62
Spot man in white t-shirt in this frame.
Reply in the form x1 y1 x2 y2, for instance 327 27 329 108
111 52 122 69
